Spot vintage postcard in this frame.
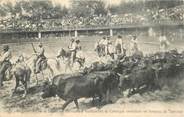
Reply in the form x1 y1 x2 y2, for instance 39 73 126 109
0 0 184 116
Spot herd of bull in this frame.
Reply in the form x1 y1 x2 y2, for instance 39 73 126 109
6 49 184 111
40 49 184 110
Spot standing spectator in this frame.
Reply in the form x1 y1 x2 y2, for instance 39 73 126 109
68 38 77 66
159 33 170 52
130 35 138 56
104 36 109 55
107 41 115 59
115 35 125 55
98 36 106 56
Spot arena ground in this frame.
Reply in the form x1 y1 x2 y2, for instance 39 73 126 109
0 35 184 113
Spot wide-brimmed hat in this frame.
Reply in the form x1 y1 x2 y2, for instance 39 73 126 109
76 39 80 43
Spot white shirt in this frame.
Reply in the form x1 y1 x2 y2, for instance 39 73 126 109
37 47 45 56
99 39 105 45
69 42 77 51
108 44 115 54
103 39 108 46
115 38 123 47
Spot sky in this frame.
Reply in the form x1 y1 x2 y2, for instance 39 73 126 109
0 0 123 7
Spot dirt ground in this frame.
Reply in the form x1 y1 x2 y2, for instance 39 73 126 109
0 35 184 113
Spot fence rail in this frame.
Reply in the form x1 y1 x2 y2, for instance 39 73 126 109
0 21 184 33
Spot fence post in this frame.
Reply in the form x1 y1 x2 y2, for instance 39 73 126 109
110 29 113 36
180 27 183 40
75 30 78 37
38 32 42 39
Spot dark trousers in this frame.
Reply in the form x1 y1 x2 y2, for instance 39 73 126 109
0 61 11 86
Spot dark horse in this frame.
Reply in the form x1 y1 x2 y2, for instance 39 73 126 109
57 48 85 72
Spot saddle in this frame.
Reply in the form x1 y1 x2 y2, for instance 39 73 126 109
35 57 47 74
39 59 47 70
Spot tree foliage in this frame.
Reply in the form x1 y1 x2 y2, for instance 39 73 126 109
70 0 107 17
0 0 184 19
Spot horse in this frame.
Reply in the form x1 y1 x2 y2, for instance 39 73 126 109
23 55 60 85
10 60 32 98
95 44 106 57
57 48 85 72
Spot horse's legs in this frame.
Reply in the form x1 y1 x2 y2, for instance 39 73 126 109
41 70 45 80
35 74 38 85
11 77 19 97
0 74 3 87
47 64 54 77
62 99 73 111
74 99 79 110
65 59 72 73
22 78 27 98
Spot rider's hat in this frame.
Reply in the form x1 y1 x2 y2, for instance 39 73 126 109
3 45 9 51
76 39 80 43
103 36 106 39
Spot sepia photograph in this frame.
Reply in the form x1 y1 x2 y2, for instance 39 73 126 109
0 0 184 116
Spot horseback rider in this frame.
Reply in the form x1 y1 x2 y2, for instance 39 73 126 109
68 38 77 66
0 45 12 86
33 43 46 74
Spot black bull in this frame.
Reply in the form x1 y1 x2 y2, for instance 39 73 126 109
41 71 119 110
118 66 159 96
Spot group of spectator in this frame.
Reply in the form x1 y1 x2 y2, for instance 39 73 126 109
0 14 148 31
94 35 140 60
148 5 184 23
1 5 184 32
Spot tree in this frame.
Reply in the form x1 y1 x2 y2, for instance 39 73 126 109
118 0 145 14
70 0 107 17
0 5 7 17
92 0 107 16
145 0 184 9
